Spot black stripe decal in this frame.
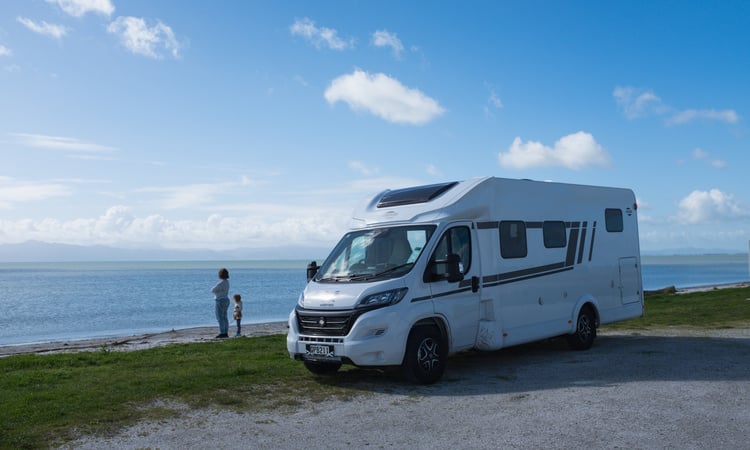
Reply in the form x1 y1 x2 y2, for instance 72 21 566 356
588 221 597 261
526 221 543 229
566 226 580 266
577 221 588 264
483 266 574 288
483 261 566 283
476 221 498 229
411 287 472 303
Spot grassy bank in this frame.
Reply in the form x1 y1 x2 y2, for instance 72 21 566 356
2 287 749 449
602 286 750 330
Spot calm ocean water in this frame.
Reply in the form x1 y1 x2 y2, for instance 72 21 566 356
1 255 748 346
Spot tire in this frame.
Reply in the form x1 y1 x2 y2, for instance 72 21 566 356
567 306 596 350
402 326 447 384
303 360 342 375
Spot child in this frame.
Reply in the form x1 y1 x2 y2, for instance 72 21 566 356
232 294 243 337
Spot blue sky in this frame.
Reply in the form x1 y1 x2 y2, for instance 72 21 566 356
1 0 748 255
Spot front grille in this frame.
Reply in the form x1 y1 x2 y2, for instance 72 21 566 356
296 307 360 336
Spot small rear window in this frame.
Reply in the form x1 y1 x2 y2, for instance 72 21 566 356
377 181 458 208
605 208 624 232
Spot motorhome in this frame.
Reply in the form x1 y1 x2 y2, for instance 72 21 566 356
287 176 643 384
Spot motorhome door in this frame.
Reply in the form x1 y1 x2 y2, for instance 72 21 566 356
424 223 482 351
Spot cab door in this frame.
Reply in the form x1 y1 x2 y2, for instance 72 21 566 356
425 223 482 352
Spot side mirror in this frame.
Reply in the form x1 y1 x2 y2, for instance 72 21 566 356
445 253 464 283
306 261 318 282
425 253 464 283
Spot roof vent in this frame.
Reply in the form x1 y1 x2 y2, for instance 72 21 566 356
377 181 458 208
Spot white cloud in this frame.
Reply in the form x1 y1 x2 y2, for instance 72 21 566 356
348 161 380 176
49 0 114 17
614 85 739 125
691 147 727 169
138 182 229 210
324 69 445 125
0 177 71 209
290 18 353 50
677 189 746 224
667 109 739 125
0 204 351 250
107 16 181 59
11 133 117 153
498 131 612 170
17 17 68 40
488 90 503 109
0 44 11 56
425 164 442 177
613 86 665 119
483 85 503 117
692 148 708 160
372 30 404 58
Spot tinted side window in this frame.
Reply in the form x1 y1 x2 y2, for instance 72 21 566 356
605 208 624 232
426 226 472 281
499 221 527 258
543 221 567 248
432 227 471 273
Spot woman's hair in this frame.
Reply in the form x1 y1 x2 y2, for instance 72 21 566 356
218 268 229 279
233 294 241 302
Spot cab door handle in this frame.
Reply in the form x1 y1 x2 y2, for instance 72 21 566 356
471 276 480 293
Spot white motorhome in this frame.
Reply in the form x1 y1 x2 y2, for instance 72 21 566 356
287 177 643 383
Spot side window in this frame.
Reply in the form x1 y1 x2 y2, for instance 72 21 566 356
426 226 472 280
499 221 527 258
605 208 624 232
543 221 567 248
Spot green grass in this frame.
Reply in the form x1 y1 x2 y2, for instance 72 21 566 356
0 336 375 449
2 286 749 448
602 286 750 330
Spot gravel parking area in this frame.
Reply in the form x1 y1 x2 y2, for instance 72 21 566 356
67 327 750 449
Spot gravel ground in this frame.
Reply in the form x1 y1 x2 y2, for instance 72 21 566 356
65 327 750 449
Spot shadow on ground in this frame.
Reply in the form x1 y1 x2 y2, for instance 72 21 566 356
311 333 750 396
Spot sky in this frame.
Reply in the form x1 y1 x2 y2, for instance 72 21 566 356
1 0 749 256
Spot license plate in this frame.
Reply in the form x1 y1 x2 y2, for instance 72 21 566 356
306 344 333 357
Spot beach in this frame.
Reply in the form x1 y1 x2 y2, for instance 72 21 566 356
0 321 289 358
2 281 747 359
5 282 749 449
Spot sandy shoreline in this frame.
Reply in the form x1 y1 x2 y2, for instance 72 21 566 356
0 321 289 358
2 281 747 358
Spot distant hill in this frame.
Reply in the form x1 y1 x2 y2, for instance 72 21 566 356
0 241 329 262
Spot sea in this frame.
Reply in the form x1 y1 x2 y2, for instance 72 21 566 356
1 254 748 346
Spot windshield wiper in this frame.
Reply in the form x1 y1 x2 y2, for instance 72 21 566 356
370 263 413 279
318 265 412 282
318 274 368 282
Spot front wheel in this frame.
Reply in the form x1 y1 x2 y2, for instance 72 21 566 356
402 326 447 384
303 360 342 375
566 306 596 350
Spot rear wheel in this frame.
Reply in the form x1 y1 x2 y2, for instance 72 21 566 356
567 306 596 350
303 360 342 375
402 326 447 384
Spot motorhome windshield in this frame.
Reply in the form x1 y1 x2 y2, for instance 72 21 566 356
316 225 436 282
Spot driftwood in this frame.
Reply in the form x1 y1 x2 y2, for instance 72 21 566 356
644 285 677 296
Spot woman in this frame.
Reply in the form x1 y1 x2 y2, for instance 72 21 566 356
212 268 230 338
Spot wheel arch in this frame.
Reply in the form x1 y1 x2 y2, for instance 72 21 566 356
572 295 600 330
411 316 449 349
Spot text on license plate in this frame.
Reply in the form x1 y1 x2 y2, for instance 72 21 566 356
306 344 333 357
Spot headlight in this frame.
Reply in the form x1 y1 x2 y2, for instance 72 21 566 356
297 292 305 308
356 288 408 309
